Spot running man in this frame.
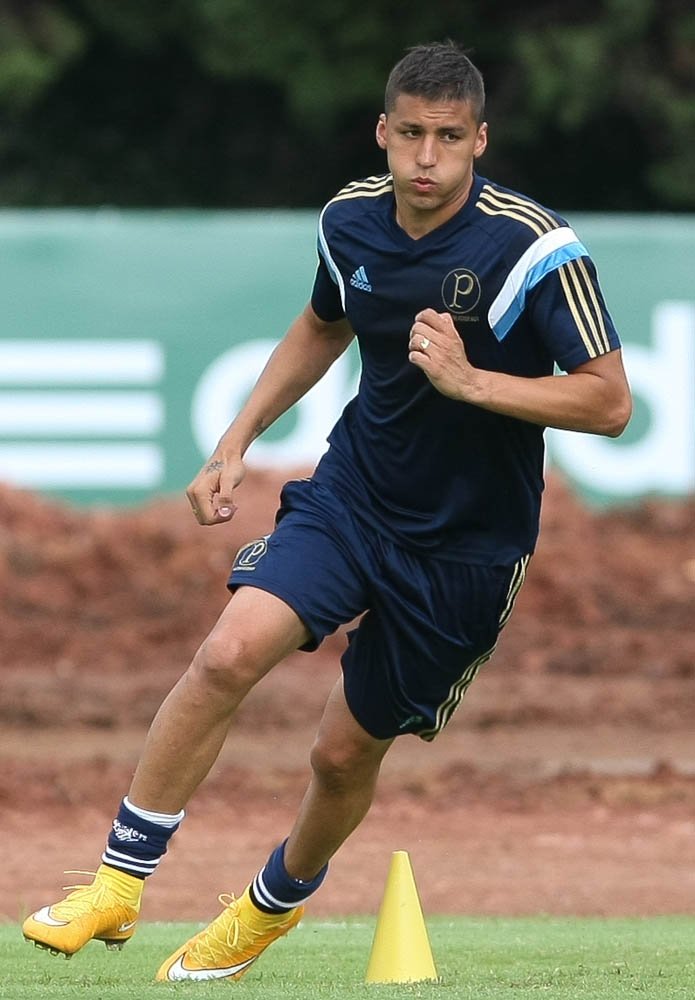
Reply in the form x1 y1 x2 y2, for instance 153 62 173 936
23 41 631 981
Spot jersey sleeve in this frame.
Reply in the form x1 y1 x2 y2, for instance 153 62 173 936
310 256 345 322
527 254 621 372
486 223 621 372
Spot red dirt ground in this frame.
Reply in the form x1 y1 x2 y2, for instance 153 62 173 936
1 472 694 922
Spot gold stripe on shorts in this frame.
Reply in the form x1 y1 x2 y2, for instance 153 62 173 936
417 553 531 741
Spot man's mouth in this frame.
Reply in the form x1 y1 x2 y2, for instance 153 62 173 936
412 177 436 193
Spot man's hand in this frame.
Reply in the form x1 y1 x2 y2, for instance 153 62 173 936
409 308 632 436
185 454 245 525
408 308 483 403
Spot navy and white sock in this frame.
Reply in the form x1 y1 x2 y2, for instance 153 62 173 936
250 840 328 914
102 796 185 879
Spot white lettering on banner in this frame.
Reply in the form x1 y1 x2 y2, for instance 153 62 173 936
0 340 165 490
547 301 695 495
191 341 358 467
0 340 163 384
0 391 162 435
0 443 163 488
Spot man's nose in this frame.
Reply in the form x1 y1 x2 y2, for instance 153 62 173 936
416 136 437 167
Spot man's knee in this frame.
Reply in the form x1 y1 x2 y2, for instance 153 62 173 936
309 734 384 792
188 630 258 698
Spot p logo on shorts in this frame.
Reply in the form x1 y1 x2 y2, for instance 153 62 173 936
233 536 269 571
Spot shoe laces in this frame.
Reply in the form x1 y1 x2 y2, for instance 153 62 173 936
189 891 294 967
216 894 243 948
51 871 122 920
185 892 299 967
62 870 97 893
187 894 243 964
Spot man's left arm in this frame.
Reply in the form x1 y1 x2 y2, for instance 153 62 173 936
409 308 632 438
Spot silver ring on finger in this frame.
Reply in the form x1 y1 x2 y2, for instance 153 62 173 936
420 337 430 350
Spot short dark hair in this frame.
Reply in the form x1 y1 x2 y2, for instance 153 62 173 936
384 41 485 123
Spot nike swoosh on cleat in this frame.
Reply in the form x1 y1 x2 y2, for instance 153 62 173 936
117 921 138 933
165 955 257 981
30 906 69 928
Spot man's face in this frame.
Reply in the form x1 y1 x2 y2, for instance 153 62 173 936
376 92 488 235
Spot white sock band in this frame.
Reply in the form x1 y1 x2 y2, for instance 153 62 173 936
124 796 185 829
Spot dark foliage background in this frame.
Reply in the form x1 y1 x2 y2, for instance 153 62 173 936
0 0 693 210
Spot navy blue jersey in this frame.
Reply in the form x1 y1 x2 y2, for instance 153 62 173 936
310 172 621 564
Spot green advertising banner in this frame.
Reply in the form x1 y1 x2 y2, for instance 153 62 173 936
0 211 693 506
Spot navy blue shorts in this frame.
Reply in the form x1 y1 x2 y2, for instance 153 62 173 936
228 478 529 741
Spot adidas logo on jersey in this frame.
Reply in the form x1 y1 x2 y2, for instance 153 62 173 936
350 266 372 292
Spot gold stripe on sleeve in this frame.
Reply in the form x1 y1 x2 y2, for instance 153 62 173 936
331 184 393 203
334 174 393 199
564 260 605 357
558 265 597 358
478 186 558 233
476 200 546 237
575 258 610 354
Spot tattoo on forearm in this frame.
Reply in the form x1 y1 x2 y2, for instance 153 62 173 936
205 460 224 473
246 420 268 442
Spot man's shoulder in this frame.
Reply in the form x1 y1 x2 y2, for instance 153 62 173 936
319 174 394 231
472 178 568 250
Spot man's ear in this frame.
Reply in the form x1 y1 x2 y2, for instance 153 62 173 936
376 113 387 150
474 121 488 159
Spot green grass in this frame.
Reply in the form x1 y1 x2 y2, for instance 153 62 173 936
2 916 695 999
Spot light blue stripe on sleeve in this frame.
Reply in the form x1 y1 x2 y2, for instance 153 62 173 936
317 204 346 309
491 240 588 342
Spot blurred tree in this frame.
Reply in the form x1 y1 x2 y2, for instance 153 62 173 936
0 0 692 210
0 1 84 109
496 0 695 208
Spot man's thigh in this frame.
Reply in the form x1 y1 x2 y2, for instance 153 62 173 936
206 586 313 677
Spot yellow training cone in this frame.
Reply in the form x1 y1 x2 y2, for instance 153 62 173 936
365 850 438 984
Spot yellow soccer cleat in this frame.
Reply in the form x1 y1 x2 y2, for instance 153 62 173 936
156 886 303 982
22 865 143 957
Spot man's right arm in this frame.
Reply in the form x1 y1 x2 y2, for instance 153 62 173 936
186 304 354 524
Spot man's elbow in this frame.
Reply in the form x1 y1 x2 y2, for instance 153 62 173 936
600 390 633 438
